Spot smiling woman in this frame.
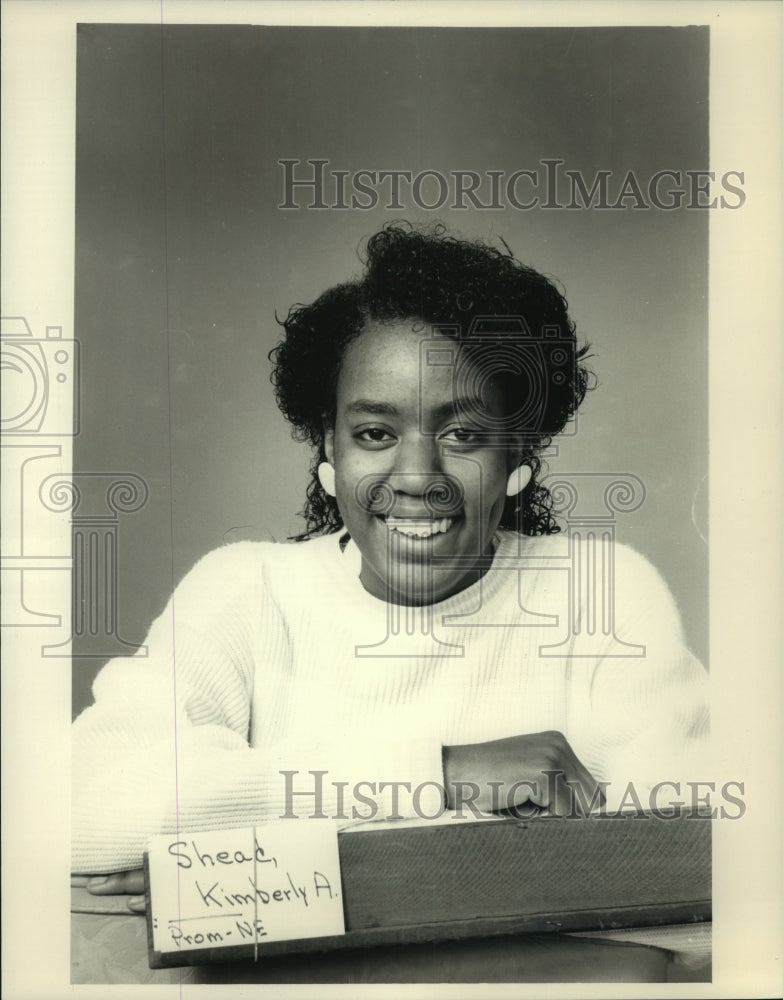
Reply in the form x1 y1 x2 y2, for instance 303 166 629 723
270 223 590 605
72 222 709 980
325 318 518 604
272 224 589 541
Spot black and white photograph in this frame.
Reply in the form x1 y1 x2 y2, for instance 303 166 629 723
2 2 781 997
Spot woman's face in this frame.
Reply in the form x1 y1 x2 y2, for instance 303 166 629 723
325 319 520 605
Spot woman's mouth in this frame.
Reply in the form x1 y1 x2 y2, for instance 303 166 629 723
383 516 455 539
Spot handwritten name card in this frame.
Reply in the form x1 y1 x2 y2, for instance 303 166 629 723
147 821 345 957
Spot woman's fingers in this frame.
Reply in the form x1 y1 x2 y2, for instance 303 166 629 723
506 732 604 816
445 731 604 815
85 869 146 895
522 768 576 815
75 869 148 913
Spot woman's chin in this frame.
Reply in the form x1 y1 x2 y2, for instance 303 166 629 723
358 521 494 605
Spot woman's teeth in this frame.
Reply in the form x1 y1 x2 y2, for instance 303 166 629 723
385 517 454 538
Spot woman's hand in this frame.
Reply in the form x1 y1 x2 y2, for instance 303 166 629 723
443 731 604 816
72 869 147 912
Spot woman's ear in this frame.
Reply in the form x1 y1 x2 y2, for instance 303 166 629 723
323 427 335 466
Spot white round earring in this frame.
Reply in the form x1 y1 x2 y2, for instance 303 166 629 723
317 461 336 497
505 465 532 497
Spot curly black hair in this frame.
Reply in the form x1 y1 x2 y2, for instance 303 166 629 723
269 222 592 538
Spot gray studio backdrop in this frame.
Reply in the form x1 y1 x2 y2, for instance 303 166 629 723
73 25 708 715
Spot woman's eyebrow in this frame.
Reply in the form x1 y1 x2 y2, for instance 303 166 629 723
345 399 399 416
345 397 487 419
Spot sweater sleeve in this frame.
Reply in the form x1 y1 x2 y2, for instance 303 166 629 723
567 542 710 810
72 543 260 873
72 543 445 874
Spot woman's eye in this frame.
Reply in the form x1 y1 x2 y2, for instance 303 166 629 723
441 427 481 445
356 427 395 445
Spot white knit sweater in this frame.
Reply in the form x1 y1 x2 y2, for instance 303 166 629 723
72 529 708 874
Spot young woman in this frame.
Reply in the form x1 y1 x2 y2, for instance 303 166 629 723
73 223 709 978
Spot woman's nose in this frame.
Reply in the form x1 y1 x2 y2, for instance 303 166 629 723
355 435 464 518
390 433 443 494
385 435 465 517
